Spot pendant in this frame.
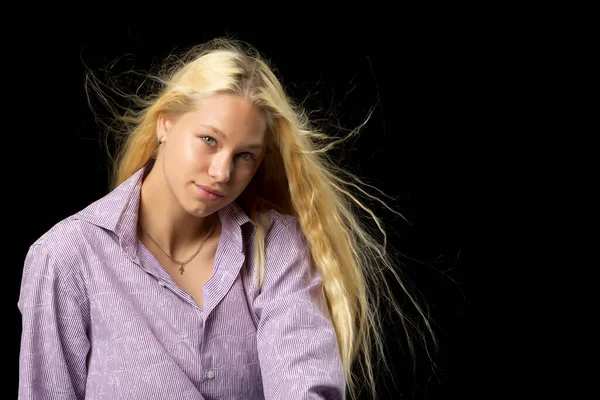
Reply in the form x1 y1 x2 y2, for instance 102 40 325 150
179 265 185 275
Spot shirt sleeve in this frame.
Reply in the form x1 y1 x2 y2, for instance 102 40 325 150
18 242 90 400
253 217 346 399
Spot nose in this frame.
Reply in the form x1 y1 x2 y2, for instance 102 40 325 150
208 154 232 183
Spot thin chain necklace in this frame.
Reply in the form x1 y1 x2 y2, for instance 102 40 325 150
141 222 216 275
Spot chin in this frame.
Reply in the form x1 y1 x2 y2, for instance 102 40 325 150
184 199 211 216
188 200 227 218
188 208 216 219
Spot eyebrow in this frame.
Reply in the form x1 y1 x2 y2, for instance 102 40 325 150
201 124 265 151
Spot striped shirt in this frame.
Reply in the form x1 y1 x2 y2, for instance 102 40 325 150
17 162 345 399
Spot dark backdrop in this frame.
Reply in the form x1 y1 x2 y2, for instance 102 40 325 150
9 22 471 399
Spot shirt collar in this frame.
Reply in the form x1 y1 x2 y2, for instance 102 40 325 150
72 161 255 255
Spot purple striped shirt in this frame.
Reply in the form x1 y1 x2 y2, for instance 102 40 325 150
18 163 345 399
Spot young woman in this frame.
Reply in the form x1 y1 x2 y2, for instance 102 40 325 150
18 37 434 399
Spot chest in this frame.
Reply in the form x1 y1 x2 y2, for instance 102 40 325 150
141 234 220 309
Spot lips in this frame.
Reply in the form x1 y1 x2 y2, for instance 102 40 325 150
196 184 224 197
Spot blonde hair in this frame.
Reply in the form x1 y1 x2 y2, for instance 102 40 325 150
85 37 437 399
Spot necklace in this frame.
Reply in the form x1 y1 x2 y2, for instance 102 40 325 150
141 222 216 275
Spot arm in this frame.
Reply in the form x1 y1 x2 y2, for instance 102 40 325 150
253 218 346 399
18 243 90 400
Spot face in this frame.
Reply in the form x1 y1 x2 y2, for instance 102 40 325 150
157 93 267 217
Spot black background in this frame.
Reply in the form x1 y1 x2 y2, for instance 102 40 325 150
8 19 474 399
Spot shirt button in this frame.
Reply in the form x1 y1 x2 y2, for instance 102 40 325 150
206 369 215 379
158 281 167 287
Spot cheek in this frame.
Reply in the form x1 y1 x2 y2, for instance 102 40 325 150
185 140 202 162
185 139 213 169
232 165 258 184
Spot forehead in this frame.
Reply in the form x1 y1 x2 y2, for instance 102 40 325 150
184 94 267 143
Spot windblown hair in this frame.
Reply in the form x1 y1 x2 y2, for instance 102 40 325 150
85 37 436 400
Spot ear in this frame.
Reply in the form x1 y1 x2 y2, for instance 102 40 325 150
156 114 172 142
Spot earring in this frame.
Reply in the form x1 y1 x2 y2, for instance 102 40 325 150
158 135 163 145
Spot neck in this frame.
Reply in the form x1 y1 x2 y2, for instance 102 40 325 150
137 164 220 259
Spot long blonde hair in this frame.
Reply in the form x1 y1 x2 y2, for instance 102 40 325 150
85 37 436 399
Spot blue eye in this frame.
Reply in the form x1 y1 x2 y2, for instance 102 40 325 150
200 136 254 161
202 136 217 146
239 152 255 161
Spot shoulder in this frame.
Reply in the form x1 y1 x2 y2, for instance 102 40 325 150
31 216 101 252
19 218 93 310
267 208 296 227
263 209 298 235
24 216 103 277
262 209 307 250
